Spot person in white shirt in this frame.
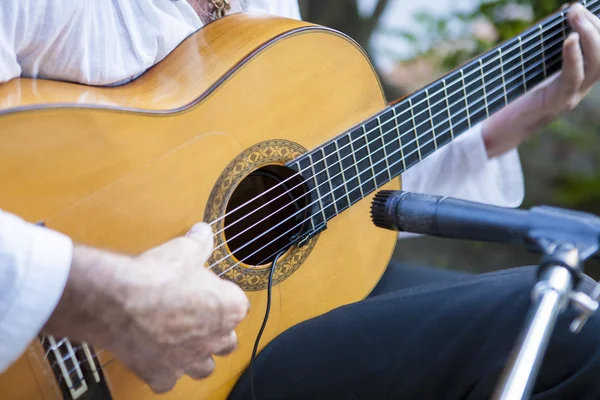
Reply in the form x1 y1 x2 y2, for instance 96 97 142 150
1 0 600 398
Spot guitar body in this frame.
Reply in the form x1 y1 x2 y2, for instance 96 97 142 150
0 14 398 399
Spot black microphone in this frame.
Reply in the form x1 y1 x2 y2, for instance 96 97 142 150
370 190 600 253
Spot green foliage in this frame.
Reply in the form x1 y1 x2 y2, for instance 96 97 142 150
392 0 562 68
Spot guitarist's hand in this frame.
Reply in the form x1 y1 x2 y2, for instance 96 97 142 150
483 3 600 157
43 222 250 393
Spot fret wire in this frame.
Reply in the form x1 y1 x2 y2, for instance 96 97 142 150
221 6 582 235
539 24 547 79
210 36 584 275
442 79 454 140
498 48 509 105
424 88 437 150
364 125 378 187
479 59 490 118
348 134 365 198
320 147 339 215
408 98 422 161
518 36 528 91
460 69 472 129
294 161 316 231
377 116 393 181
334 140 353 206
392 107 408 171
331 24 568 180
308 157 328 223
213 51 567 274
308 158 327 222
561 11 567 40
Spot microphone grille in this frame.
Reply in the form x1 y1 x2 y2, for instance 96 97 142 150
370 190 396 230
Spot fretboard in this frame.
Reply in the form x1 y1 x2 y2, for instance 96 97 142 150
288 0 596 232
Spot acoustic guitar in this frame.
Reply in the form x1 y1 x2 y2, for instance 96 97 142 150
0 3 589 398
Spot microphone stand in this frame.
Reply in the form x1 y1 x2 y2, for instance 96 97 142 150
369 191 600 399
492 243 587 400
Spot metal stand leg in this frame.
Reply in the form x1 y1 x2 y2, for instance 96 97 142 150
492 265 573 400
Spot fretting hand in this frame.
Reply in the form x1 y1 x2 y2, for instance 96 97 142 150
483 3 600 157
44 222 249 393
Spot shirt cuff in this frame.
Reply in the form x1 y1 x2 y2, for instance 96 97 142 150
397 123 525 240
455 123 525 208
0 211 73 372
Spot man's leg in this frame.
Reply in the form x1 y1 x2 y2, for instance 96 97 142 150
229 266 600 400
368 259 472 297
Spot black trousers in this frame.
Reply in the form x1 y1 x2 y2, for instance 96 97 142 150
228 262 600 399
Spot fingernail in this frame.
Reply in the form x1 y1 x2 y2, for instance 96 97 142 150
187 222 211 238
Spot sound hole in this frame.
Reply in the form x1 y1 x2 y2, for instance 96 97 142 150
224 165 309 266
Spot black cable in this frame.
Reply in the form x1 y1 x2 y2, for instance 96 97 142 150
250 248 287 400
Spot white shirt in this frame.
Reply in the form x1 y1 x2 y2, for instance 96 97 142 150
0 0 524 372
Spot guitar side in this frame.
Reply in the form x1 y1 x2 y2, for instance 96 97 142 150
0 14 399 399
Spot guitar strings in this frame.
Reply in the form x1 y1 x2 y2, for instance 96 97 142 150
206 33 572 271
60 247 284 390
207 26 571 257
59 41 572 384
210 50 568 276
49 0 596 386
205 1 582 232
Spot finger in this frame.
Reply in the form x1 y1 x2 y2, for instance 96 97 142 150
580 2 600 32
185 357 216 380
544 33 585 113
197 268 250 328
209 330 238 356
128 361 182 394
568 3 600 89
212 279 250 330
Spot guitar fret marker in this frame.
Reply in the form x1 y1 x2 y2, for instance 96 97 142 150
408 98 422 161
392 107 407 171
460 69 471 129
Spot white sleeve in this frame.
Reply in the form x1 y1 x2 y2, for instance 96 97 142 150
0 1 23 83
401 122 525 205
247 0 302 19
0 210 73 373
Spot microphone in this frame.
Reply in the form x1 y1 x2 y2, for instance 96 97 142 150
370 190 600 253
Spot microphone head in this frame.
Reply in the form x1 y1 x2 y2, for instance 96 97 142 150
370 190 401 231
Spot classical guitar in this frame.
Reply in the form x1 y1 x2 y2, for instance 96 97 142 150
0 2 590 398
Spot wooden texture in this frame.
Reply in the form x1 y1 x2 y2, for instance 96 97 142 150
0 13 399 399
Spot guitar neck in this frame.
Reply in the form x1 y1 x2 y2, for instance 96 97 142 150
289 0 596 231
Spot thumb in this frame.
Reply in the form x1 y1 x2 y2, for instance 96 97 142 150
184 222 215 265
